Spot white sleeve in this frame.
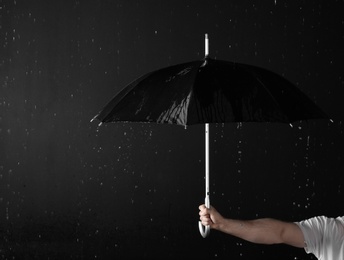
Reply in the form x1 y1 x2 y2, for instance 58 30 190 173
295 215 344 260
295 216 327 258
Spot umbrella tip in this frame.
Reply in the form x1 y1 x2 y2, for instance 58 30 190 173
205 33 209 58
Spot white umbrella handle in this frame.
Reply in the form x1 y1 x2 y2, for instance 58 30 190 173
198 195 210 238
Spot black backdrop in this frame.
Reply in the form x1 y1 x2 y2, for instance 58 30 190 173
1 1 343 259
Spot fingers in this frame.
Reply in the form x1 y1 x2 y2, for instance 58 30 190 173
199 204 212 226
198 204 206 211
199 204 209 215
198 204 205 209
199 213 212 226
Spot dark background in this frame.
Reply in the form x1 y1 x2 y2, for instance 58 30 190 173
1 0 343 259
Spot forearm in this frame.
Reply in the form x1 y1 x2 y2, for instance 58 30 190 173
215 218 289 245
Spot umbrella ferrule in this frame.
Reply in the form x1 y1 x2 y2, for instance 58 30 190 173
205 33 209 58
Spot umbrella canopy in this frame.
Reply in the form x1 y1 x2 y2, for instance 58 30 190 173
91 35 330 238
92 57 329 127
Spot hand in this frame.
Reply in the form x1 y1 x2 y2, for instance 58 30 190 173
198 204 223 229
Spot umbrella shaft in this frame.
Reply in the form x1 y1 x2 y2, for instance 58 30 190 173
205 123 210 205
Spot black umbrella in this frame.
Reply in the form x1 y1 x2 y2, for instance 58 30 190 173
91 34 330 237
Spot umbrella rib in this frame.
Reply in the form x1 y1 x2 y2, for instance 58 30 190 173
218 91 226 122
159 91 192 126
257 78 285 119
243 66 288 122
